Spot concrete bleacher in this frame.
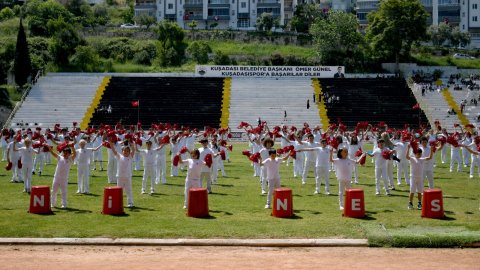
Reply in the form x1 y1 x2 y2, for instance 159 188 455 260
447 84 480 125
228 78 321 132
10 73 105 129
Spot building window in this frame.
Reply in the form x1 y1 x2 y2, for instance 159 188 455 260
158 10 162 16
232 10 235 15
158 0 161 4
462 24 465 29
473 16 478 22
462 12 465 17
232 0 234 3
180 0 182 4
473 4 478 9
241 2 246 8
168 3 173 9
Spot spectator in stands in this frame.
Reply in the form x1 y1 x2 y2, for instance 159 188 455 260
284 110 287 122
307 99 310 109
334 66 344 78
107 105 112 114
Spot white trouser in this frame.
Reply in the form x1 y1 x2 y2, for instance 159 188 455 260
77 163 90 193
184 178 201 207
11 156 23 182
171 155 179 176
142 165 155 192
375 165 389 194
45 151 51 164
315 166 330 193
1 146 6 161
94 151 103 169
386 160 394 186
118 176 133 206
261 166 268 192
441 145 448 163
470 155 480 177
302 158 316 183
266 178 281 205
200 171 212 193
338 179 351 208
134 152 142 171
211 157 220 183
107 158 117 184
352 162 358 183
423 168 434 189
180 153 187 170
396 160 410 185
294 156 304 177
156 157 167 184
450 150 462 172
22 163 33 192
462 147 470 166
33 152 45 173
51 178 68 207
253 162 260 177
217 158 226 176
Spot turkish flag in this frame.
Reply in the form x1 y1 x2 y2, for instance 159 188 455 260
131 100 139 107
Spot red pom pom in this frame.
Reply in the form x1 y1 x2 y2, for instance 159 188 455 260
410 140 419 152
220 150 226 160
5 161 12 171
179 146 188 154
289 149 296 159
446 135 459 147
135 138 142 146
228 145 233 151
220 140 227 146
355 148 363 157
173 154 180 167
249 152 261 163
382 150 392 160
204 153 213 168
160 135 170 144
242 150 251 157
476 144 480 152
102 142 111 149
227 133 232 139
276 148 285 155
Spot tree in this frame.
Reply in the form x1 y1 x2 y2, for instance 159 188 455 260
25 0 74 36
121 5 134 24
366 0 429 71
0 7 14 21
14 19 32 87
49 17 85 66
310 11 364 65
213 51 230 65
289 4 326 33
92 4 109 26
155 21 187 66
187 41 211 64
187 20 197 39
256 12 276 32
70 45 99 71
428 22 451 47
135 14 156 29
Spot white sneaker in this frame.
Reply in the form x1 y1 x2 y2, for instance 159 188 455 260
127 204 134 208
183 205 187 209
339 206 344 210
375 192 380 195
302 181 306 185
325 191 330 196
470 175 474 178
264 204 270 209
61 205 66 209
261 190 267 195
314 190 319 194
141 190 146 194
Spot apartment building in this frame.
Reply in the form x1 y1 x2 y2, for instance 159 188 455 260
134 0 352 29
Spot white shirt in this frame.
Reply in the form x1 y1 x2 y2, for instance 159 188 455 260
372 147 387 167
262 157 281 180
54 155 73 182
199 146 213 172
138 149 156 166
115 154 132 178
185 159 203 181
76 148 93 165
420 145 434 169
315 146 330 168
394 142 408 162
303 141 319 161
332 158 355 181
18 147 35 165
409 156 426 179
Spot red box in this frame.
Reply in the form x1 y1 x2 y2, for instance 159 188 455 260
102 186 124 215
422 188 444 218
272 188 293 218
344 189 365 218
29 186 52 214
188 188 209 218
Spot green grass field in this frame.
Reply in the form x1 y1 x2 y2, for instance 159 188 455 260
0 143 479 247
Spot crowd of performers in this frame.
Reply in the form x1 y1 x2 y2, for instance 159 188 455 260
1 122 232 209
2 120 479 211
238 120 480 210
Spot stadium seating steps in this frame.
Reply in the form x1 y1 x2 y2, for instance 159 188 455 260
319 78 429 129
88 77 224 129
